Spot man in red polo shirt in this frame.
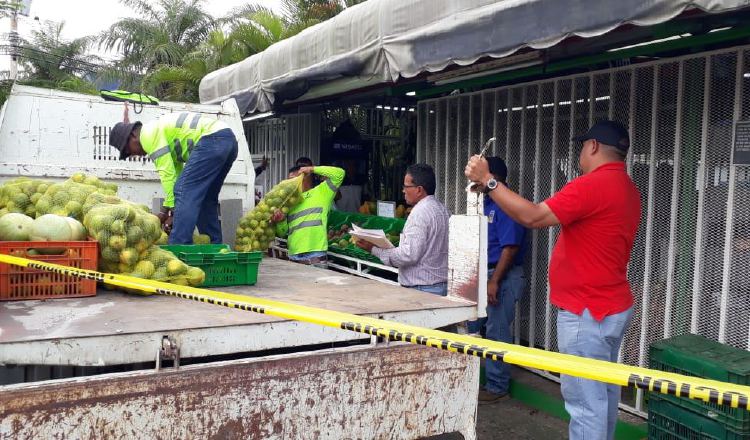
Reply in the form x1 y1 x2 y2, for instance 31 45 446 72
465 120 641 440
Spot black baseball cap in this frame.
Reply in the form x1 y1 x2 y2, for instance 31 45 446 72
486 156 508 181
109 121 142 160
572 120 630 151
295 157 313 167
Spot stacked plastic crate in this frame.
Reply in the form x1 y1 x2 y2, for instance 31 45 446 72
649 334 750 440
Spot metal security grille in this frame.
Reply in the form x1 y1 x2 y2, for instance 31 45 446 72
92 125 151 164
246 114 321 191
417 44 750 415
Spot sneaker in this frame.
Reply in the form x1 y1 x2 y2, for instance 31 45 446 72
478 389 509 404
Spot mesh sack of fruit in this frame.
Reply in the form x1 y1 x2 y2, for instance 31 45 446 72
68 172 119 194
83 197 163 272
34 173 118 221
234 175 304 252
131 246 205 286
83 196 205 289
0 178 52 218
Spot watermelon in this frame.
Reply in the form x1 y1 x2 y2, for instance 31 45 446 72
0 213 35 241
30 214 73 254
64 217 87 241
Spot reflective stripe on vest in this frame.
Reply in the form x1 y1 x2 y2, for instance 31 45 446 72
325 178 337 192
175 112 189 129
287 207 323 223
288 219 323 235
174 139 184 163
149 145 171 160
189 114 201 129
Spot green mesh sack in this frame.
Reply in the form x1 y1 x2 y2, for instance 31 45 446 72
36 181 100 220
235 175 304 252
120 246 205 295
82 195 204 288
69 172 119 194
0 178 52 218
83 196 162 272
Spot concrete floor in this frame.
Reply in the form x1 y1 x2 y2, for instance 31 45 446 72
475 366 647 440
477 395 570 439
476 367 569 440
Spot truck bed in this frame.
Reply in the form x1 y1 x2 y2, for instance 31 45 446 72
0 258 475 366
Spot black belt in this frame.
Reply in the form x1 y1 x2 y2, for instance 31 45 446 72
294 255 328 265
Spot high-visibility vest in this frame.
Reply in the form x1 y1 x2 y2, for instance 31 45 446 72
277 166 345 256
140 112 229 207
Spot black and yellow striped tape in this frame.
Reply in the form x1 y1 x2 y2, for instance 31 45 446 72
3 253 749 410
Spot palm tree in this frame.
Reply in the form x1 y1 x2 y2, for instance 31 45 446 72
18 20 101 94
100 0 214 74
224 5 313 55
144 6 315 102
143 29 246 101
280 0 367 25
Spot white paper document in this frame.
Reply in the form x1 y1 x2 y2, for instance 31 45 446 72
349 224 395 249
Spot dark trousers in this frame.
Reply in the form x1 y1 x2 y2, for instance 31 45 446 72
170 128 238 244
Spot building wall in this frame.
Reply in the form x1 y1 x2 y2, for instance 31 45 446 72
417 44 750 413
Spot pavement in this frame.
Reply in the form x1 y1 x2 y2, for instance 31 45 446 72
475 366 647 440
476 367 569 439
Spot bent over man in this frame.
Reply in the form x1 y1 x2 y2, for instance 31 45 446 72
109 106 238 244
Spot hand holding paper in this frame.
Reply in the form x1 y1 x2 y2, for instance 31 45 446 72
349 224 394 249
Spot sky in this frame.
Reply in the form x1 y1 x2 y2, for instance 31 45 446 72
0 0 284 70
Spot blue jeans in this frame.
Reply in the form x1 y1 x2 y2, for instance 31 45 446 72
289 251 328 268
412 282 448 296
170 129 238 244
479 266 525 395
557 307 634 440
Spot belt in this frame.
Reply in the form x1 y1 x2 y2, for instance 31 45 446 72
294 255 328 265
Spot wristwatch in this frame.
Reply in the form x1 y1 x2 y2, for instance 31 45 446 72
484 177 498 193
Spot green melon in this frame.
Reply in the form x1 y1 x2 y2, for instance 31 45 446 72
0 213 35 241
29 214 73 254
64 217 87 241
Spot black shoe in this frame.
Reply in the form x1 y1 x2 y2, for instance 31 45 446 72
478 389 509 405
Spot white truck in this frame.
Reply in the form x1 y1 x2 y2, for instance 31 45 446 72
0 85 255 244
0 85 485 438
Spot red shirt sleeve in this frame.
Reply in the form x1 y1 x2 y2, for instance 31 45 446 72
544 175 596 226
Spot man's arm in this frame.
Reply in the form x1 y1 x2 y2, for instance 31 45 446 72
146 129 178 208
312 166 345 191
488 245 518 305
466 156 559 229
369 214 427 268
491 245 518 286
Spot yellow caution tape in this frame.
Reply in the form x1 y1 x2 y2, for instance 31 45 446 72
3 252 750 410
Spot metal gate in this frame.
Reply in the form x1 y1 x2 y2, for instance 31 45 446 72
246 114 321 191
417 44 750 415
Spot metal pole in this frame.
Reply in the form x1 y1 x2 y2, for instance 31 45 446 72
690 57 712 334
663 61 685 339
718 51 743 343
516 84 544 344
10 12 18 80
636 65 660 367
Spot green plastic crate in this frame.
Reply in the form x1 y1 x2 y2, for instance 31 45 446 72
160 244 263 287
649 396 750 440
361 216 405 234
328 211 352 231
649 334 750 433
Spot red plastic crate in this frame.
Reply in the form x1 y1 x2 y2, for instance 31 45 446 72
0 240 98 301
